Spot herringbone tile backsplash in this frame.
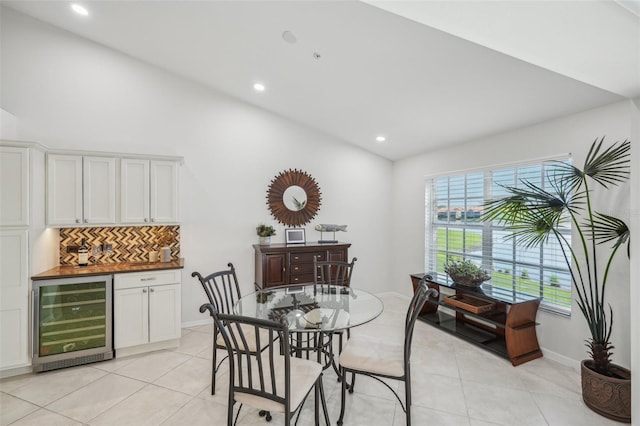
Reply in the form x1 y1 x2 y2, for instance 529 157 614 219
59 226 181 265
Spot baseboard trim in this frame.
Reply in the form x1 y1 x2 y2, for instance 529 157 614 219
115 339 180 358
0 364 32 379
540 347 581 372
182 318 212 329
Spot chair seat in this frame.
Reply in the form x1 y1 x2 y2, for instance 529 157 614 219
234 355 322 413
340 335 404 377
215 324 272 352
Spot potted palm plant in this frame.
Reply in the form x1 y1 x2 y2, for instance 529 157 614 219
482 137 631 423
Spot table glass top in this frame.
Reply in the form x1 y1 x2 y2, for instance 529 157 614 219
234 285 383 333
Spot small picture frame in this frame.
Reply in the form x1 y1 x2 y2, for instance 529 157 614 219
285 228 306 245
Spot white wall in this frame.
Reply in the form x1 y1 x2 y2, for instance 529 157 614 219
0 109 18 139
630 96 639 425
392 101 633 369
0 8 393 324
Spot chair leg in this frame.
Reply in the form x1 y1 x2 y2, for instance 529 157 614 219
337 368 348 426
258 410 272 421
211 346 217 395
349 372 356 393
319 377 330 426
314 379 320 426
227 397 234 426
405 376 411 426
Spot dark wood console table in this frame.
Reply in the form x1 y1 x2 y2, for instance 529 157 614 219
254 242 350 290
411 273 542 366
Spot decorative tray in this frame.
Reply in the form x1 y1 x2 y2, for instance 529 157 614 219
443 294 495 314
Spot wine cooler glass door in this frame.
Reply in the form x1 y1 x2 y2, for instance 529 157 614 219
33 274 113 371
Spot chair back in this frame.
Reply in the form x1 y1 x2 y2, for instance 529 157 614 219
314 257 357 291
192 262 241 315
405 278 438 362
199 303 292 413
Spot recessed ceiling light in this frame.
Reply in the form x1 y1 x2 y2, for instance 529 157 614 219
71 3 89 16
375 135 386 143
253 83 266 92
282 31 297 44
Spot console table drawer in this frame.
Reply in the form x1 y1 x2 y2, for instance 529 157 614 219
290 252 325 264
290 273 314 284
290 263 314 274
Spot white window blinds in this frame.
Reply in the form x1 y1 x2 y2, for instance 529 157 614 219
425 157 572 315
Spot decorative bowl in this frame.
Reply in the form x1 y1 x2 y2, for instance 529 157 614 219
447 273 490 287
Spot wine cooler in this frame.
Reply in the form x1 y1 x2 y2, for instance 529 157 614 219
33 274 113 372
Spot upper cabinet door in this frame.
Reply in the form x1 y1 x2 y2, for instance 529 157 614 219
47 154 83 225
150 160 179 223
83 156 116 224
121 159 150 224
0 147 29 227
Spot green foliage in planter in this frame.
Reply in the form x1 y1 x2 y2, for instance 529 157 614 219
256 225 276 237
482 137 631 376
444 259 490 285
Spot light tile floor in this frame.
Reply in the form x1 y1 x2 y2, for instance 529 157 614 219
0 293 620 426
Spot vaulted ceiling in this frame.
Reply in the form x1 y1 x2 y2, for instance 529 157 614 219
3 1 638 160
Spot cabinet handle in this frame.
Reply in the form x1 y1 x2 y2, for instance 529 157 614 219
150 288 155 292
293 256 299 260
144 218 148 222
84 219 88 223
143 288 147 293
151 218 155 222
141 277 156 281
293 266 299 271
75 219 80 223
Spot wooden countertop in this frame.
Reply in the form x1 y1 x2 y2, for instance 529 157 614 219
32 258 185 280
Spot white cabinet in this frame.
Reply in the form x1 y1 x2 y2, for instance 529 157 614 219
1 142 50 376
120 159 150 224
83 156 117 224
0 147 29 226
121 159 179 224
47 154 116 225
114 270 181 355
0 229 29 370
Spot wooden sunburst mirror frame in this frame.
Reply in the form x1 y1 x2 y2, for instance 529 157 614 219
266 169 322 227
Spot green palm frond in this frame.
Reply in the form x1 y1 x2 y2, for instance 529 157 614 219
583 137 631 188
483 180 570 227
591 212 630 252
547 161 584 194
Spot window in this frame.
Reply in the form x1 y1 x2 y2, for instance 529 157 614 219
425 158 572 315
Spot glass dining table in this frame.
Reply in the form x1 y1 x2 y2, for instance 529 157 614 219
234 284 384 374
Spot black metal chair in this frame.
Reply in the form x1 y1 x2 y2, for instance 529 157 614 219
336 278 438 426
313 257 357 292
313 257 357 356
200 303 330 426
192 263 270 396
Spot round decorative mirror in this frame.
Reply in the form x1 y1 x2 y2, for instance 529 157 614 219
266 169 321 226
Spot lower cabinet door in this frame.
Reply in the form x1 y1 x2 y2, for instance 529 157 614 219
264 254 286 287
114 287 149 348
149 283 181 343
